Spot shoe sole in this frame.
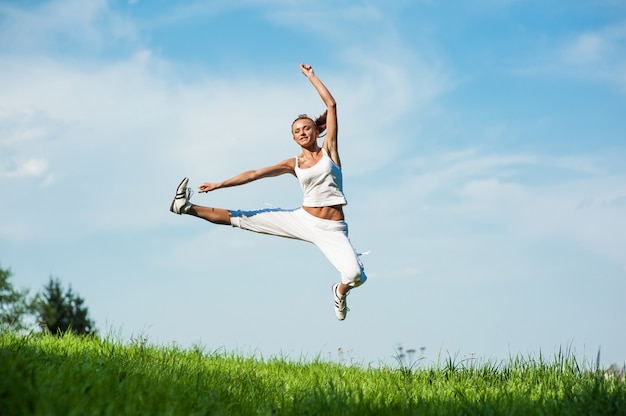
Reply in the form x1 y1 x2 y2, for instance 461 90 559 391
170 177 189 214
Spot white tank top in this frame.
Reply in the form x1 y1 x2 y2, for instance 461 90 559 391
294 148 347 207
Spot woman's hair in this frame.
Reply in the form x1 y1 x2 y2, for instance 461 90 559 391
292 110 328 136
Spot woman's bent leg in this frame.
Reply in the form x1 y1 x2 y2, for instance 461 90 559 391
318 234 367 289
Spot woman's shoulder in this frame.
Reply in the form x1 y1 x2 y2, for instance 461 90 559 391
280 157 297 170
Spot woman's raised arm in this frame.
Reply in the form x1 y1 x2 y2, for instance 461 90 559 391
300 64 340 167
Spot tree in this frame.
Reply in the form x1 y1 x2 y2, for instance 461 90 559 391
35 277 96 336
0 263 34 330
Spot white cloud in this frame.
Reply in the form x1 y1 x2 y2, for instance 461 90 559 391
0 55 427 240
559 21 626 90
0 0 138 55
3 1 622 275
568 20 626 57
564 33 612 65
0 158 48 178
352 149 626 281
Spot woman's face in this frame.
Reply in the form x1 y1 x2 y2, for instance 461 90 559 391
292 118 318 147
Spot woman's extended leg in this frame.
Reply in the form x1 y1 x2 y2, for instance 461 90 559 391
170 177 231 225
186 205 231 225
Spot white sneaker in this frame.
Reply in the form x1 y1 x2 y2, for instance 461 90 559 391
332 283 349 321
170 177 192 214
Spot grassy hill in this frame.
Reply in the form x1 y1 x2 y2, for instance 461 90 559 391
1 331 624 415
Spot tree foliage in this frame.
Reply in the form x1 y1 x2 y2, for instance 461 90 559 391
35 277 96 336
0 264 33 330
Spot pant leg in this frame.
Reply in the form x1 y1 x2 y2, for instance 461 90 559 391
299 211 367 287
230 207 313 240
230 207 366 287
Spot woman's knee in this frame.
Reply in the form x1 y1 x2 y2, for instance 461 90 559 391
343 269 367 288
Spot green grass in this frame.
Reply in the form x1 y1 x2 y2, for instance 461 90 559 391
1 331 624 415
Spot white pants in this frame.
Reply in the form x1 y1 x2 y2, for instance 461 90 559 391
230 207 366 287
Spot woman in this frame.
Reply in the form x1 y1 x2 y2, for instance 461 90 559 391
170 63 366 320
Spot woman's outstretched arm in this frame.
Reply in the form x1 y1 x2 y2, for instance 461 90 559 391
198 158 295 193
300 64 340 167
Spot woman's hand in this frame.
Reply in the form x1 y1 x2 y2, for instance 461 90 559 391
300 63 314 78
198 182 219 193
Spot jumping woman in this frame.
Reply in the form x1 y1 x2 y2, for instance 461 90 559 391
170 63 366 320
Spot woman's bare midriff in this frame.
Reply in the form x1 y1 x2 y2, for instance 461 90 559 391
303 205 345 221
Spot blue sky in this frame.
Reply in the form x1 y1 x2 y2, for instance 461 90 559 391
1 0 625 367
